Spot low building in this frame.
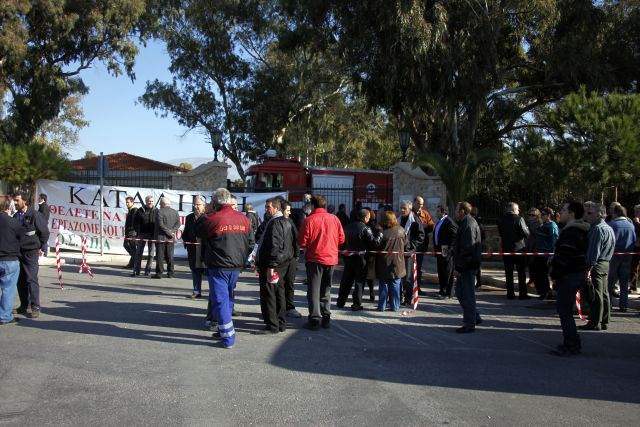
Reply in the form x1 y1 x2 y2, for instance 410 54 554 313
69 152 189 189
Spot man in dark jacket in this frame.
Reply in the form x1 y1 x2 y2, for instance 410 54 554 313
549 202 590 356
399 200 425 306
451 201 482 333
131 195 157 276
37 193 50 256
337 209 382 310
282 200 301 318
13 193 49 318
255 198 296 334
1 198 23 325
497 202 530 299
183 196 206 298
123 196 138 269
434 204 458 298
153 197 181 279
196 188 253 349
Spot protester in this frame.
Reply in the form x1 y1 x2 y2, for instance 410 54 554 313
196 188 252 349
299 195 345 330
413 196 435 294
433 204 457 299
549 202 590 356
153 197 180 279
183 196 206 298
398 200 425 306
281 201 302 318
255 198 296 334
336 203 350 228
123 196 138 269
131 195 157 277
37 193 50 256
526 208 542 289
13 193 49 319
374 210 406 312
497 202 530 299
451 202 483 333
531 207 559 300
630 204 640 294
1 198 23 325
580 201 615 331
607 204 636 312
337 209 382 311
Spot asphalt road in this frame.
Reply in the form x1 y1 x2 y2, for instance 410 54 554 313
1 258 639 426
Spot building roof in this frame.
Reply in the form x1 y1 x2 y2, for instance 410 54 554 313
71 152 189 172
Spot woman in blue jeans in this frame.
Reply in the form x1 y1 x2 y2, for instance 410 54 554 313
375 210 407 311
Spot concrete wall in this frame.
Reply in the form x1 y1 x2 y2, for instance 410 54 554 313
392 162 446 217
171 160 229 192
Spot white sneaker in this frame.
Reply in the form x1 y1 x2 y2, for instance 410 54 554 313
286 308 302 318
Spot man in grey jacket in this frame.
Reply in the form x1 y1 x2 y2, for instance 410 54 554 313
580 201 615 331
153 197 181 279
452 201 483 334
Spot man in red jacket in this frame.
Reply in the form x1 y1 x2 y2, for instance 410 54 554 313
299 195 345 330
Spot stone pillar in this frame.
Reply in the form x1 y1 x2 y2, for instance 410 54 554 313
171 160 230 191
391 162 446 217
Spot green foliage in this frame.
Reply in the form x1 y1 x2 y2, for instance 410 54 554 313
0 0 147 145
0 142 71 189
542 87 640 198
83 151 97 159
178 162 193 171
418 148 500 209
36 94 89 150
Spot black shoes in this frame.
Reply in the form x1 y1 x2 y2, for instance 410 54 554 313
351 305 364 311
507 294 516 300
253 326 279 335
519 295 531 300
550 344 581 357
13 307 28 315
167 273 175 278
321 317 331 329
151 274 162 279
578 322 602 331
304 321 321 331
456 326 476 334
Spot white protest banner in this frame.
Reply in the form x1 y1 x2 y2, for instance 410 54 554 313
36 179 285 256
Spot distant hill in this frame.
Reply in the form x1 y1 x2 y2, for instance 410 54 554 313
167 157 241 180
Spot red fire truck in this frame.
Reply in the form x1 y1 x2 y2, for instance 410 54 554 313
245 156 393 211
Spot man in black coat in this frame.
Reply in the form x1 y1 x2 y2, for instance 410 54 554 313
123 196 138 269
497 202 530 299
452 201 483 333
152 197 180 279
13 193 49 318
337 209 382 310
255 198 296 334
131 195 157 276
399 200 425 306
434 204 458 298
37 193 50 256
183 196 206 298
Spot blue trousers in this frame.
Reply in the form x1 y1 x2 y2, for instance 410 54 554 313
207 268 239 347
455 269 481 328
608 255 631 309
378 279 401 311
0 260 20 322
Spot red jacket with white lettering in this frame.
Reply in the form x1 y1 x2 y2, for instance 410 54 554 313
196 205 254 270
299 208 345 266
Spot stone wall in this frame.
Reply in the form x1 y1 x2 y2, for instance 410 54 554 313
392 162 446 216
171 160 229 191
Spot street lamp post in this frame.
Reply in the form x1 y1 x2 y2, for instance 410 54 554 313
398 126 410 162
211 130 223 161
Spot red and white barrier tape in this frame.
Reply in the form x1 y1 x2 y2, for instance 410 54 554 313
576 290 584 321
78 236 94 278
55 235 63 289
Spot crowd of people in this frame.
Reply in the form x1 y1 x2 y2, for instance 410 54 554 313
1 189 639 357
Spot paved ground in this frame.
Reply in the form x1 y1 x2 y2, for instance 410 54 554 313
1 255 639 426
